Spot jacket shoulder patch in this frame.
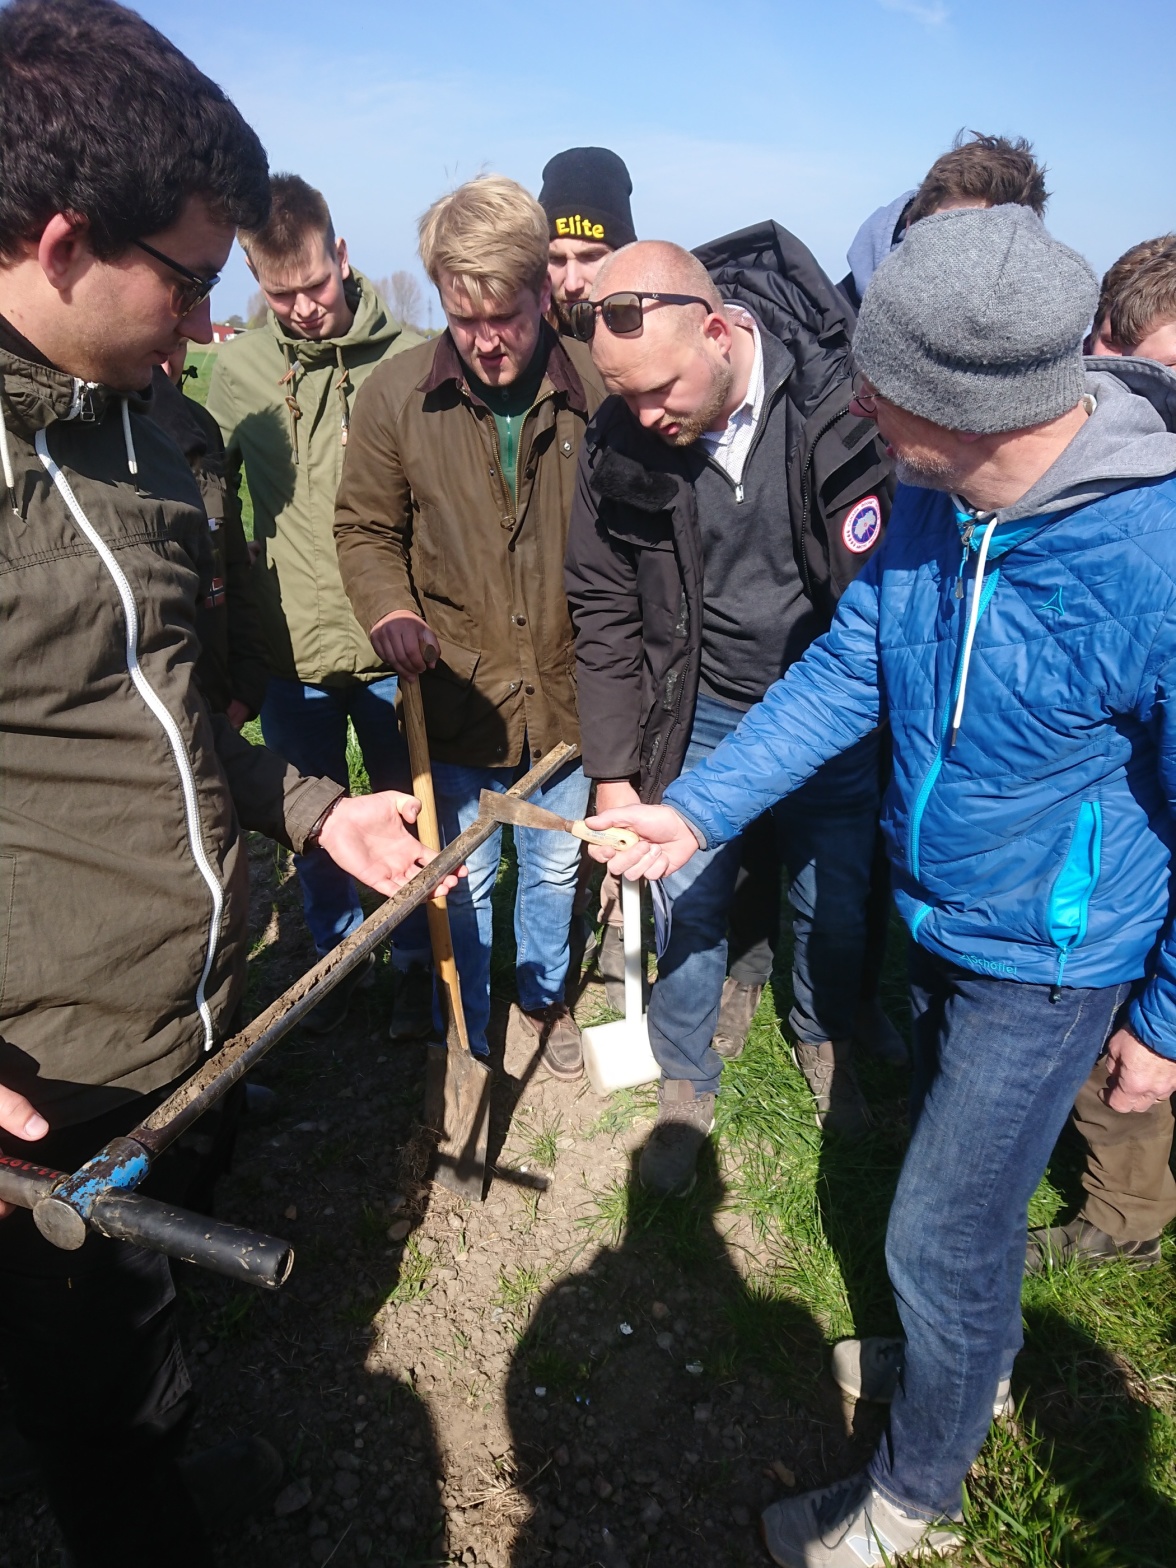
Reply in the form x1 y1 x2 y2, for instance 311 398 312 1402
842 495 882 554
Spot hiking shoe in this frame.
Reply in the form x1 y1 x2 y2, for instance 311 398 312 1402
597 921 626 1013
713 978 763 1061
638 1080 716 1196
792 1040 872 1141
853 997 909 1068
1025 1216 1162 1275
761 1472 962 1567
302 952 375 1036
831 1337 1013 1420
519 1003 584 1081
178 1435 283 1530
831 1336 906 1402
388 962 435 1041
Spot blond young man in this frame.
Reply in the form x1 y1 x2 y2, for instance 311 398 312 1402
334 177 605 1076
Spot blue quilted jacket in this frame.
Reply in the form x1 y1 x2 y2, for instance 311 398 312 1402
664 362 1176 1057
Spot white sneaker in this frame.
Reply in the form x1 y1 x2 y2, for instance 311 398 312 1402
761 1473 963 1567
831 1337 1013 1419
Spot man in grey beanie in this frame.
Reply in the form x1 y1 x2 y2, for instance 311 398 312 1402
584 203 1176 1564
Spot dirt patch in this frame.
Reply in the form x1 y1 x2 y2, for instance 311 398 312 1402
0 837 872 1568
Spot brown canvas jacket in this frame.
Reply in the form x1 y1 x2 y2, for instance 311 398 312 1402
334 327 605 767
0 346 341 1128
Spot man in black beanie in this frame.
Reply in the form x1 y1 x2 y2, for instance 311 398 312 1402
539 146 636 333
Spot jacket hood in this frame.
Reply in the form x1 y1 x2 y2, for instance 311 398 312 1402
267 270 403 364
694 220 855 417
1000 358 1176 525
846 190 916 303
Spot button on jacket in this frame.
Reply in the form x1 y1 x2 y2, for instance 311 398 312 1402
334 326 605 767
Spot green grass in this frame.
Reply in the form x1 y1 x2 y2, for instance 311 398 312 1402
493 1264 547 1313
384 1238 433 1306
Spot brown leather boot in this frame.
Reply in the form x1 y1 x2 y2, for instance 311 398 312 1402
519 1002 584 1081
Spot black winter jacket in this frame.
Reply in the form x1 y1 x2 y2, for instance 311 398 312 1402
565 220 893 801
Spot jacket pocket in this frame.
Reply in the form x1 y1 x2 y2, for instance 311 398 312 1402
1047 801 1102 981
420 640 482 743
0 855 15 1010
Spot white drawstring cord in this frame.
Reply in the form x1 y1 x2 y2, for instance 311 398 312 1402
121 397 138 477
0 387 16 513
950 517 996 747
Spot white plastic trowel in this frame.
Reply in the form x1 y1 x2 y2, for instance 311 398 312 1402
583 874 660 1097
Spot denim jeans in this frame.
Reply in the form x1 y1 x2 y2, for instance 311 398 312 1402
432 750 590 1056
648 693 881 1095
260 675 430 965
869 945 1128 1518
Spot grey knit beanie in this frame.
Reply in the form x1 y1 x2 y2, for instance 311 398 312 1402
854 205 1099 434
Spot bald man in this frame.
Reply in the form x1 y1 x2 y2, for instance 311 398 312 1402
565 232 894 1193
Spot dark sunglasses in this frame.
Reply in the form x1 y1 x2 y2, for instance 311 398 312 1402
133 238 220 319
569 290 713 342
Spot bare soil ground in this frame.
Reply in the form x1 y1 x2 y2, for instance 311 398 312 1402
0 836 873 1568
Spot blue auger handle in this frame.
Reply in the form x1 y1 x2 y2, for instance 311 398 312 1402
0 1152 293 1290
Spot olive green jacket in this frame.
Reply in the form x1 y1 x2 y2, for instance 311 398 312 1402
208 273 424 685
0 345 341 1126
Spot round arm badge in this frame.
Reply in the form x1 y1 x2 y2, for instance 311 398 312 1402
842 495 882 555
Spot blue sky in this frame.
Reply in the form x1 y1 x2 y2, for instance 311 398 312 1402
142 0 1176 320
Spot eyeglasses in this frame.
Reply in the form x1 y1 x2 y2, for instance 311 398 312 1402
133 239 220 319
849 371 879 418
568 291 714 342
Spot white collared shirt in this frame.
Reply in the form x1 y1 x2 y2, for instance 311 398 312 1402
698 309 764 493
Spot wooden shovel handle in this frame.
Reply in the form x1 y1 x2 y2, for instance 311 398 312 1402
401 677 472 1055
570 821 639 851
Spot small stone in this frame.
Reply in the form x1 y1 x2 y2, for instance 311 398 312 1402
448 1211 465 1230
732 1505 751 1527
388 1193 407 1212
554 1522 579 1549
192 1340 210 1356
593 1475 613 1499
323 1206 335 1216
554 1445 570 1466
308 1517 328 1538
769 1460 797 1487
618 1322 633 1336
640 1499 664 1529
333 1471 361 1499
284 1204 298 1221
651 1301 670 1320
332 1451 361 1471
273 1479 311 1517
694 1404 713 1424
683 1451 700 1466
387 1219 411 1242
685 1361 704 1376
656 1332 674 1352
534 1386 546 1398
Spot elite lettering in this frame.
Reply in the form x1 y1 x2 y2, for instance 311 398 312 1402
555 214 606 240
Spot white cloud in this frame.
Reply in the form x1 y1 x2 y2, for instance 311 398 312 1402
878 0 950 25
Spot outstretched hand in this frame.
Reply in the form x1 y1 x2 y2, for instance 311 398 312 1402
1102 1026 1176 1112
318 791 465 899
584 803 702 881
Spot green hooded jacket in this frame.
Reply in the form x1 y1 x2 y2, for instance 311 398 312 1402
208 272 423 684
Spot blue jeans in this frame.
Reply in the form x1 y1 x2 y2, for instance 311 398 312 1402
260 676 430 965
648 693 881 1096
432 750 590 1056
869 945 1128 1518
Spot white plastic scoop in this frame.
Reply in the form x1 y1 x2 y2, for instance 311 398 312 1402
583 874 660 1097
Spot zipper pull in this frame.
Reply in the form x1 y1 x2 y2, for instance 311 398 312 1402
734 483 744 504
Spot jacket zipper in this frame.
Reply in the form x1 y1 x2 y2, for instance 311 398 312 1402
798 406 852 601
1046 801 1102 997
907 538 999 933
36 429 224 1052
702 375 788 506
